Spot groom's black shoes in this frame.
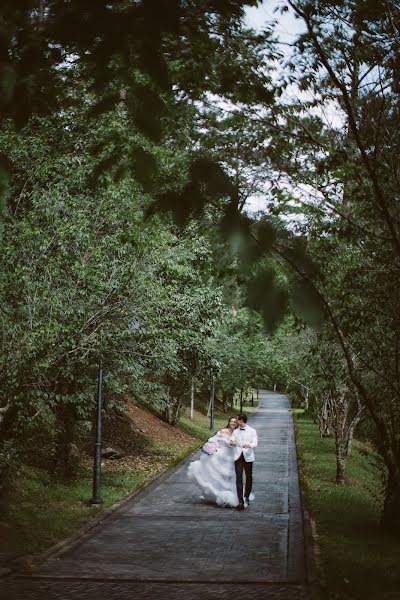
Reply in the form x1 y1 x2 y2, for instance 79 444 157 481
237 503 245 511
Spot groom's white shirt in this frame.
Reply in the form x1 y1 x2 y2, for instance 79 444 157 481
230 425 258 462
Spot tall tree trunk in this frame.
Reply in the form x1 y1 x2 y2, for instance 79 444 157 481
382 471 400 531
319 395 331 438
165 403 173 425
331 391 349 484
189 379 194 420
221 390 229 413
173 393 184 425
335 442 346 485
205 378 216 422
344 427 355 458
345 402 365 457
303 388 309 411
53 401 77 479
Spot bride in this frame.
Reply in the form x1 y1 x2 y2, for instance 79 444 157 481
187 416 239 507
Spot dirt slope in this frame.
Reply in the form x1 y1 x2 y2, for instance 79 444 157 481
99 398 199 474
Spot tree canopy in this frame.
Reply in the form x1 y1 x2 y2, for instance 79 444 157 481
1 0 400 531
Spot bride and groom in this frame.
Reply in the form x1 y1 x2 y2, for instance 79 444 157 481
187 413 258 510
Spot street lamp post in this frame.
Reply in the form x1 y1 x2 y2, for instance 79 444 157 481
91 355 104 505
209 377 215 431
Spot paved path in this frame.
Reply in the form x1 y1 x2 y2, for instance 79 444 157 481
2 391 313 599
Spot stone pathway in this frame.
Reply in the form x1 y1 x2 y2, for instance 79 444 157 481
1 391 315 599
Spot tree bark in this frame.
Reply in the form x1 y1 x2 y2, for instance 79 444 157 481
53 401 77 479
382 471 400 531
221 390 229 413
345 403 366 457
330 391 349 484
335 443 346 485
319 395 331 438
173 393 184 425
189 379 194 420
303 387 309 411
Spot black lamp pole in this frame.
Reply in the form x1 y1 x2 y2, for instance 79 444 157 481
92 355 104 505
209 376 215 431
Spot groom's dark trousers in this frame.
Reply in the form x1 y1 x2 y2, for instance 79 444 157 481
235 453 253 505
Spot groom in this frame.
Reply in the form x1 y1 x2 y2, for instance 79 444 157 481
230 413 258 510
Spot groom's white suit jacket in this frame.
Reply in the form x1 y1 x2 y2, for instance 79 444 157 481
230 425 258 462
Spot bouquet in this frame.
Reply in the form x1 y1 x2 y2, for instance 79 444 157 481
201 441 218 455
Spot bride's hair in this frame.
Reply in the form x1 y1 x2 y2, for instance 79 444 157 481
226 416 237 428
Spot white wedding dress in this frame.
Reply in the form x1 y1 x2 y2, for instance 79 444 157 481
187 431 239 507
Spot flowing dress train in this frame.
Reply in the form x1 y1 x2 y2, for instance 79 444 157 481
187 431 239 507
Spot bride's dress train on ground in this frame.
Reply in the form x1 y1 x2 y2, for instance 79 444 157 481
187 431 241 507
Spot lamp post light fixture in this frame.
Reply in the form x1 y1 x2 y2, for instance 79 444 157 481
91 355 104 505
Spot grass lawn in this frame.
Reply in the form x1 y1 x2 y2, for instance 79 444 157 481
295 413 400 600
0 464 148 557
